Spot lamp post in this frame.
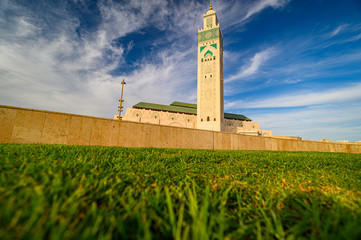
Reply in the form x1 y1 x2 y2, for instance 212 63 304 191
118 79 126 120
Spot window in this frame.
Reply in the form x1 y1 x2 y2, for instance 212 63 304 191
213 56 216 60
201 119 203 122
207 116 210 121
214 118 216 121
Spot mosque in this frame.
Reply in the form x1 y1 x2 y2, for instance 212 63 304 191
115 3 272 137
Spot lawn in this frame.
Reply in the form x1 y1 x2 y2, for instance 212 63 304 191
1 144 361 239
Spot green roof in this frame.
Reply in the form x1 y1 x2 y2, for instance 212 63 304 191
133 102 196 115
224 112 251 121
170 102 197 109
133 102 251 121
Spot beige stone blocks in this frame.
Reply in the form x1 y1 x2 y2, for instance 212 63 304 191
158 125 176 148
197 130 213 149
11 109 46 143
0 107 17 143
68 116 93 145
142 124 161 148
119 121 142 148
90 119 114 146
41 113 71 145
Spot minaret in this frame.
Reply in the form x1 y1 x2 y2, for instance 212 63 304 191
197 2 224 131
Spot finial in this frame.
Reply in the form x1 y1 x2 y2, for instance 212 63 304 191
209 1 213 10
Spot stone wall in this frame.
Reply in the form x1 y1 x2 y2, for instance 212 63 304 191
1 105 360 153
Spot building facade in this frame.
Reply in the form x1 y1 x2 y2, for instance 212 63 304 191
115 4 272 137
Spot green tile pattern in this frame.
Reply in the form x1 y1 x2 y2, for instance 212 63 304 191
198 28 220 42
210 43 217 49
204 50 213 57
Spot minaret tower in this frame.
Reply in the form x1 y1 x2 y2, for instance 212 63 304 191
197 2 224 131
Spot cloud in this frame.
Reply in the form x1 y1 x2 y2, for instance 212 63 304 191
283 78 303 84
0 0 203 117
210 0 291 31
249 102 361 142
342 32 361 43
225 82 361 109
226 48 276 82
328 24 348 38
242 0 290 22
0 0 293 119
318 23 361 49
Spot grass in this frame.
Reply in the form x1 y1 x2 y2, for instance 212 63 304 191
0 143 361 239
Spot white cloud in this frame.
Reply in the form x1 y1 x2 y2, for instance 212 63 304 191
283 78 303 84
243 0 290 21
318 24 361 49
225 82 361 109
328 24 348 38
0 0 202 118
208 0 291 31
0 0 293 119
15 17 40 37
249 103 361 142
226 48 276 82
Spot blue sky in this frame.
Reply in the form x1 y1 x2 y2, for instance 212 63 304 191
1 0 361 142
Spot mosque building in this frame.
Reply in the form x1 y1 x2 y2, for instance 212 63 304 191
115 3 272 137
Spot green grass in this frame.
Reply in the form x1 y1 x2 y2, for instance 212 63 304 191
0 144 361 239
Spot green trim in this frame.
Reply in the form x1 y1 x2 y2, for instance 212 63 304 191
200 46 206 52
133 101 252 121
204 50 213 57
210 43 217 49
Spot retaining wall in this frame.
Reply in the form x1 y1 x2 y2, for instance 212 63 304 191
1 105 360 153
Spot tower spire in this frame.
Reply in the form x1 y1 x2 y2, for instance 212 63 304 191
198 1 224 131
